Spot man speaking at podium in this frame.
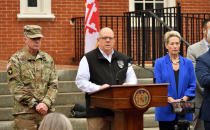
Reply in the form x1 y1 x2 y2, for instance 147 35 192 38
76 27 137 130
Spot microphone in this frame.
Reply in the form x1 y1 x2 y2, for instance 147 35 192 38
129 58 134 64
115 58 134 84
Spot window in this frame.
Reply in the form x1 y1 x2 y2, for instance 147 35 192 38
134 0 164 11
17 0 55 21
129 0 176 27
28 0 37 7
129 0 176 12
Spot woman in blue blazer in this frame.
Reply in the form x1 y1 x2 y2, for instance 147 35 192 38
154 31 196 130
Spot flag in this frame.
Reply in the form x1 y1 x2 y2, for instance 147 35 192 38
85 0 100 53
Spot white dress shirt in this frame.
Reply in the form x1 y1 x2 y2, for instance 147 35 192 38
203 38 210 51
75 48 138 93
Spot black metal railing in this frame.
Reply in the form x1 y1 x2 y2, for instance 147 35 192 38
72 4 210 67
181 13 210 45
123 6 183 66
73 17 85 64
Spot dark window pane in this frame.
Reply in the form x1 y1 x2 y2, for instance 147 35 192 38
156 0 163 1
145 3 153 10
28 0 37 7
135 3 143 11
155 3 163 9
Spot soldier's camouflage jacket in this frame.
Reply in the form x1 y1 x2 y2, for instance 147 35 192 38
7 47 58 115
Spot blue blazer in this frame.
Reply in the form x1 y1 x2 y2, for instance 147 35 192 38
196 50 210 121
154 54 196 121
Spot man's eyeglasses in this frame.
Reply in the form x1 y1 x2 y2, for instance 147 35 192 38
100 37 114 41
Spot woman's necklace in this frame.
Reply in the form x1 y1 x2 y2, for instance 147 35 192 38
171 58 179 65
171 60 179 65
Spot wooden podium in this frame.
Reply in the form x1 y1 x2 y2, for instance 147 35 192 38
89 83 169 130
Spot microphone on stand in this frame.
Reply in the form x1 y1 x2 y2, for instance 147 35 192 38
116 58 134 84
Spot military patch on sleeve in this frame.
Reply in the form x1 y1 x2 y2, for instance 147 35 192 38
7 63 16 79
7 66 13 75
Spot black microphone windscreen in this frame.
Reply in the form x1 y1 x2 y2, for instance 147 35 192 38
129 57 134 64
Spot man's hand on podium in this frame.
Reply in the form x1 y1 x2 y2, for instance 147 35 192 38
122 83 129 86
99 84 110 90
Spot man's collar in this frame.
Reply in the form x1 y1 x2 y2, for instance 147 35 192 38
203 38 210 47
97 47 118 62
23 46 43 61
98 47 114 58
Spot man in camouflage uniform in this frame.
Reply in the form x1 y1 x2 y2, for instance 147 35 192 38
7 25 58 130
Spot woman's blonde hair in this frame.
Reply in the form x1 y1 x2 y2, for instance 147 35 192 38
38 113 73 130
164 31 181 45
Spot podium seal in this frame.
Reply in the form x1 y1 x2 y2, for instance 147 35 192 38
132 88 151 109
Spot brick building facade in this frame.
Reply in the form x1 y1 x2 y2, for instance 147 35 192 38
0 0 210 65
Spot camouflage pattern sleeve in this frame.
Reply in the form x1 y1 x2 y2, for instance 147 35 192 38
7 57 38 108
42 59 58 108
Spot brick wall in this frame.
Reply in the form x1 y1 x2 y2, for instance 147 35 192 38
178 0 210 46
1 0 209 65
179 0 210 13
0 0 128 65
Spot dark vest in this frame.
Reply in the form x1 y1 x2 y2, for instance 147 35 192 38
85 48 129 117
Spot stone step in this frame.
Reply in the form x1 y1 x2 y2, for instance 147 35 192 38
144 128 159 130
0 105 75 121
0 95 13 107
57 106 155 117
0 78 154 96
0 121 14 130
133 66 154 78
58 81 81 93
57 67 154 81
58 79 154 92
0 81 81 95
0 83 10 95
0 67 154 83
55 105 74 118
0 122 160 130
0 93 155 110
0 106 155 121
0 92 85 107
58 69 78 81
144 114 194 129
0 115 158 130
0 69 80 83
70 118 87 130
0 108 13 121
145 107 155 114
0 119 87 130
138 78 153 84
0 120 192 130
0 71 7 83
55 92 85 105
144 114 158 128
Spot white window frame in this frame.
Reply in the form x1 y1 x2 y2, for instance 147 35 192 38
129 0 176 12
17 0 55 21
129 0 176 27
